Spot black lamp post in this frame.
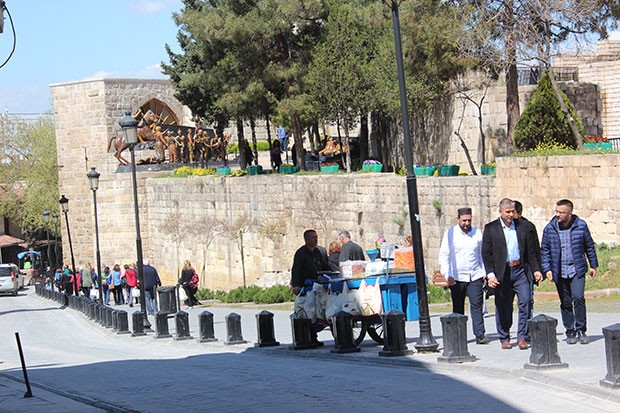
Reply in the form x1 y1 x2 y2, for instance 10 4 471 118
384 0 437 352
120 111 149 328
87 167 103 304
59 195 77 296
52 212 58 268
42 210 51 268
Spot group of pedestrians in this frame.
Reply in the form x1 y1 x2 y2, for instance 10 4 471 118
439 198 598 350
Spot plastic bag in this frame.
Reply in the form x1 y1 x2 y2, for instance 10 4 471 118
293 292 308 319
359 279 383 316
341 282 361 316
303 289 317 322
314 283 328 321
326 286 342 319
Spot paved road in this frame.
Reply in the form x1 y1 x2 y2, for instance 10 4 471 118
1 287 620 412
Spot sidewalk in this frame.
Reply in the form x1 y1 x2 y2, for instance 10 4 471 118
2 288 620 412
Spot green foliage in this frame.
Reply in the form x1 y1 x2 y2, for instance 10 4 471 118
195 285 295 304
173 166 216 177
514 71 584 151
253 285 296 304
427 284 452 304
227 141 270 154
512 140 578 157
0 113 59 243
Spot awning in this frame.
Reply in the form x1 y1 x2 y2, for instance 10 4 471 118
17 251 41 259
0 234 25 248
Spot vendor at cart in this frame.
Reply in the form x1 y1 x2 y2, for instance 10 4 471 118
290 229 330 295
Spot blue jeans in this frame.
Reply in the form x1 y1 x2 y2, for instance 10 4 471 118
103 285 110 305
494 265 531 341
145 287 158 315
556 275 586 335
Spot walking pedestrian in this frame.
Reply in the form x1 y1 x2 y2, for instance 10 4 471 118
482 198 542 350
179 260 200 308
123 264 138 307
81 264 93 298
438 207 489 344
541 199 598 345
110 264 124 305
143 258 161 315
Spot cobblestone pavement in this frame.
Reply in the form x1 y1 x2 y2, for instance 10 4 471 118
1 287 620 412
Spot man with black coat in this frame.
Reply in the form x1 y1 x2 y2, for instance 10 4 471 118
482 198 543 350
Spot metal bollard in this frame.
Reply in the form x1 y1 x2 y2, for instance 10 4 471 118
112 310 122 332
224 312 247 345
88 302 96 320
117 311 130 334
437 313 476 363
255 310 280 347
105 307 114 328
379 309 414 357
154 312 172 339
524 314 568 370
197 311 218 342
174 311 193 340
132 311 146 336
289 314 317 350
600 323 620 389
331 311 361 354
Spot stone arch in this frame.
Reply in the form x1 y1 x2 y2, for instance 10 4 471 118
135 98 180 125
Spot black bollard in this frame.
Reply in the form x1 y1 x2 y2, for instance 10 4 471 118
197 311 218 342
174 311 193 340
224 312 247 345
600 323 620 389
105 307 114 328
112 310 121 332
331 311 361 354
437 313 476 363
379 309 414 357
524 314 568 370
116 311 130 334
289 314 316 350
154 312 172 339
255 310 280 347
88 302 96 320
132 311 146 337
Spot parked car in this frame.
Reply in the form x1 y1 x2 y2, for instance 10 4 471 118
0 263 21 296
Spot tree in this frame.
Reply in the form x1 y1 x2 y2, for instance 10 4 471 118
0 114 58 244
513 71 583 151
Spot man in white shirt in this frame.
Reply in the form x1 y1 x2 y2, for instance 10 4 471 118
439 207 489 344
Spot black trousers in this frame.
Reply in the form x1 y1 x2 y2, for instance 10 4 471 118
449 278 485 339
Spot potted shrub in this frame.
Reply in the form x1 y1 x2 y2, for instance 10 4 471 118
362 159 383 172
216 166 231 176
320 162 339 173
583 135 612 152
481 163 496 175
247 165 263 175
280 163 297 174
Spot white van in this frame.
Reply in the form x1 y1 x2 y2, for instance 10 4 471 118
0 263 21 296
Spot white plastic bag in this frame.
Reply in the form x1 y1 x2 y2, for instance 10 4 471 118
326 286 342 319
314 283 328 321
359 279 383 316
303 289 317 322
293 292 308 319
341 282 361 316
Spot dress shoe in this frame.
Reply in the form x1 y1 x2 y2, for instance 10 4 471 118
476 336 490 345
517 339 529 350
501 341 512 349
566 334 578 345
577 331 590 345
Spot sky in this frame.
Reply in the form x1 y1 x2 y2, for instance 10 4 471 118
0 0 183 114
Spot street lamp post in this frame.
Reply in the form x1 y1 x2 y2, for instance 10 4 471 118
87 167 103 304
384 0 437 352
42 210 51 268
119 111 150 329
52 212 58 268
59 195 77 296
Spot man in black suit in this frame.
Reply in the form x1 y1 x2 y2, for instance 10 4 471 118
482 198 543 350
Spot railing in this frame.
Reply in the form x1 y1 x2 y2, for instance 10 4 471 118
609 137 620 151
517 67 579 86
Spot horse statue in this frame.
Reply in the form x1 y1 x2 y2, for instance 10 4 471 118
107 133 129 166
136 109 162 144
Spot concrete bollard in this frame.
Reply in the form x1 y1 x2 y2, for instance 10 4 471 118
132 311 147 337
437 313 476 363
224 312 247 345
116 311 130 334
197 311 218 342
524 314 568 370
174 311 193 340
255 310 280 347
289 314 317 350
154 312 172 339
600 323 620 389
379 309 414 357
331 311 361 354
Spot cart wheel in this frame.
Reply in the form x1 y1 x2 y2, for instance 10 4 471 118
367 317 385 345
329 318 367 346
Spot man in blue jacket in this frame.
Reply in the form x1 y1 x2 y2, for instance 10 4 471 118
541 199 598 345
